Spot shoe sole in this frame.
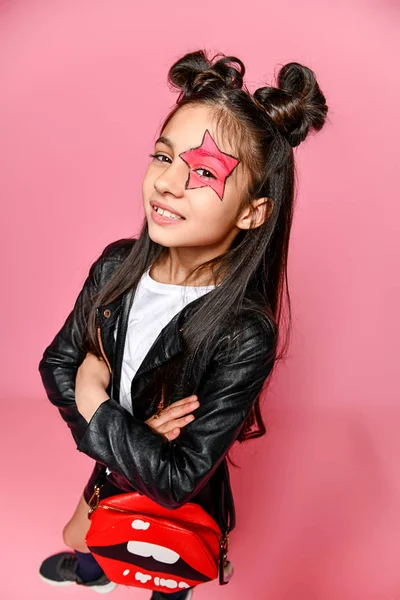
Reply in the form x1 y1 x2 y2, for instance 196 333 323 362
39 573 118 593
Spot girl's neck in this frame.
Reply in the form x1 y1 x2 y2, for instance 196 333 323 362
149 261 219 288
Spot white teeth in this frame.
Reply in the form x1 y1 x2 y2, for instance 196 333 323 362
159 578 178 589
131 519 150 530
127 541 180 564
145 573 188 590
135 572 152 583
153 206 182 220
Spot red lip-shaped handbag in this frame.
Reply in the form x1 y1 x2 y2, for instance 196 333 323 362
85 463 235 594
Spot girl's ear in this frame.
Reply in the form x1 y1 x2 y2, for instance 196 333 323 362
236 197 274 230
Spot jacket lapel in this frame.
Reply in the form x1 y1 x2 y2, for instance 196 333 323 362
95 287 210 406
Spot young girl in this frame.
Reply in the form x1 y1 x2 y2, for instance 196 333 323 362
38 49 328 597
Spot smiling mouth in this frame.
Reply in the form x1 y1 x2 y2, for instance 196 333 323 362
151 205 185 220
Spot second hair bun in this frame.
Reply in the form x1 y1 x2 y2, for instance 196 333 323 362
253 62 328 147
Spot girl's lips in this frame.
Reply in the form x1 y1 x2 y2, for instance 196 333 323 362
151 206 185 226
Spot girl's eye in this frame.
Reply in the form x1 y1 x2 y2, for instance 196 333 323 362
149 153 172 164
195 168 216 180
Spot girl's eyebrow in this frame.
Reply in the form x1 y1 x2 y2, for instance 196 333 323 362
155 136 174 149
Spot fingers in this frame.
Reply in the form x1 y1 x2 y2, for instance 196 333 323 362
156 414 195 435
145 395 200 441
161 398 199 420
163 395 198 410
149 400 199 429
163 428 181 442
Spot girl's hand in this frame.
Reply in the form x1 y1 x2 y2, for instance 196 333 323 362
75 352 111 422
145 396 200 442
76 352 111 390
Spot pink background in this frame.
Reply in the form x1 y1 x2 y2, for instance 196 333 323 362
1 0 399 598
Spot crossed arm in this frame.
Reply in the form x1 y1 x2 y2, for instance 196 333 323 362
75 351 200 440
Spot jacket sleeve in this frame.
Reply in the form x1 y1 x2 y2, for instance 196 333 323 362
77 320 276 508
38 239 130 445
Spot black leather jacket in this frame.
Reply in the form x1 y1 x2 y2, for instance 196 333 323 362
38 239 275 531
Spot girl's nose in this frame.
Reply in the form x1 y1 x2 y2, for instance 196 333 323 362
154 161 187 197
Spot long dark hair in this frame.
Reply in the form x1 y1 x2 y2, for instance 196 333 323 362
83 49 328 442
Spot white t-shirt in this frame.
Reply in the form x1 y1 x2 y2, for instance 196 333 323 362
114 267 216 414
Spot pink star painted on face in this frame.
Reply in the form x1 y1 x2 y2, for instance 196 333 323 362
178 130 240 201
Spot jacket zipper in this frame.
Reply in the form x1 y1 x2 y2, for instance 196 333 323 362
96 326 112 374
95 310 112 374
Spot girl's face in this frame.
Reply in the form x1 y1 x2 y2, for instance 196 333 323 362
142 104 250 254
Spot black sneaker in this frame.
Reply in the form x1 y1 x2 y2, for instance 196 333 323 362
39 551 117 594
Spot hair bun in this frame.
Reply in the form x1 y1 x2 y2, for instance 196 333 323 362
253 62 328 147
168 50 245 100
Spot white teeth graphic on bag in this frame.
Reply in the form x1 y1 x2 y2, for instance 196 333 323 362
154 576 178 589
131 519 150 530
127 541 180 564
135 572 152 583
121 572 191 589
